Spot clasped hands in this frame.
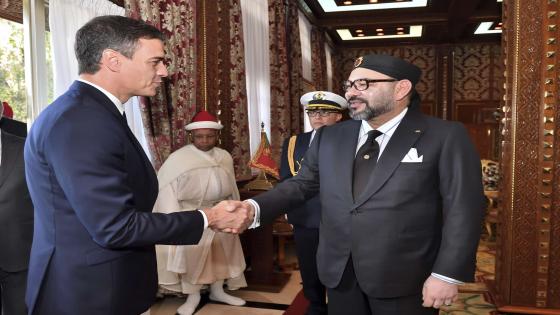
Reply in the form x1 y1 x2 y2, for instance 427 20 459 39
202 200 255 234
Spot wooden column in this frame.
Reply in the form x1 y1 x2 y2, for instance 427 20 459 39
489 0 560 313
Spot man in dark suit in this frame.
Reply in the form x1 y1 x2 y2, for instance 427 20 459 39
0 104 34 315
24 16 250 315
245 54 485 315
279 90 346 315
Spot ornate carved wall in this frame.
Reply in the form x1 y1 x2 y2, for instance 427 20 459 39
492 0 560 313
334 42 503 159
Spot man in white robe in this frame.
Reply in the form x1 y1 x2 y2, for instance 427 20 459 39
154 111 246 315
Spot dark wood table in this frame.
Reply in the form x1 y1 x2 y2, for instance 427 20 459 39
239 188 291 293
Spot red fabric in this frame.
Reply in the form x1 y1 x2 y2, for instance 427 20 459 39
268 0 304 165
249 131 280 179
283 289 310 315
191 110 217 123
2 101 13 119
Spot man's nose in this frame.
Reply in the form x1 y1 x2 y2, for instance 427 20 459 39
158 63 169 77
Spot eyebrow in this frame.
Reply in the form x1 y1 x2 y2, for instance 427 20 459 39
148 56 165 62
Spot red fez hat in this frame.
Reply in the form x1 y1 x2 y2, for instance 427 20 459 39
185 110 223 130
2 101 13 119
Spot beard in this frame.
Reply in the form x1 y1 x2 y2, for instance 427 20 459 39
348 95 394 121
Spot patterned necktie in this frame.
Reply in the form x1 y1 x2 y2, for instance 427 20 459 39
352 130 383 200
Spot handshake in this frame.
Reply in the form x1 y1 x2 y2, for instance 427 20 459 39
202 200 255 234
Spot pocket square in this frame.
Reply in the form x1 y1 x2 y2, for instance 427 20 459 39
401 148 423 163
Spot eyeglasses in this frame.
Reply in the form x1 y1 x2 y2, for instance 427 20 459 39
306 110 339 118
342 78 397 92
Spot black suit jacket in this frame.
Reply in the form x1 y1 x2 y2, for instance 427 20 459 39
0 131 33 272
24 81 205 315
254 107 485 298
279 132 321 228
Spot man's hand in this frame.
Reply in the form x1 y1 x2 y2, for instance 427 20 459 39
202 200 254 234
422 275 458 309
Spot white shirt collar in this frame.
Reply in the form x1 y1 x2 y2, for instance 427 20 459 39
77 79 125 115
356 107 408 157
359 107 408 136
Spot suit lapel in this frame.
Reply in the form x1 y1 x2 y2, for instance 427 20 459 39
74 82 154 172
355 109 427 206
0 131 21 189
336 121 361 204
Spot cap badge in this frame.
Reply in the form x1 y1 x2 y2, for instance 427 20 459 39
354 56 364 68
313 92 325 100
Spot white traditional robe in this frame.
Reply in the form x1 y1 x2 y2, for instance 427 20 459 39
154 144 246 294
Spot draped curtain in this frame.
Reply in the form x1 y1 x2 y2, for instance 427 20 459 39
268 0 303 163
49 0 150 157
125 0 197 170
240 0 271 159
311 27 328 91
325 43 334 91
215 0 251 178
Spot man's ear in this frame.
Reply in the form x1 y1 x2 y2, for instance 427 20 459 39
101 49 121 72
394 80 413 101
335 113 343 122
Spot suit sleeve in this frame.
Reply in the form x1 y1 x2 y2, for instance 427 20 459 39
254 130 321 225
45 112 203 248
431 122 486 282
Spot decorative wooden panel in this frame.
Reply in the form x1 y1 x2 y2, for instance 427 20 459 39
453 44 501 101
491 0 560 313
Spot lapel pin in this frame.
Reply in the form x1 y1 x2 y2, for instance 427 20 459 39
414 130 421 133
364 154 370 160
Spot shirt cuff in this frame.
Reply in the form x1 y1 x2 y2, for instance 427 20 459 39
197 209 208 229
431 273 464 285
245 199 261 229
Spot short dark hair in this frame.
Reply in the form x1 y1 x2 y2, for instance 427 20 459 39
75 15 164 74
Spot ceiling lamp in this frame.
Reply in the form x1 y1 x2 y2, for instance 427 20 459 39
318 0 427 12
337 25 423 40
474 22 502 34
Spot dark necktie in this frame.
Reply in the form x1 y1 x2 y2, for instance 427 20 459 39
352 130 383 199
122 111 127 122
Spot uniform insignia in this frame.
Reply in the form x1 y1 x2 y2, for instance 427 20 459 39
313 92 325 100
354 56 364 68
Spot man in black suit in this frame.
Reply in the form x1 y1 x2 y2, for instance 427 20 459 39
279 90 345 315
245 54 485 315
24 16 251 315
0 104 33 315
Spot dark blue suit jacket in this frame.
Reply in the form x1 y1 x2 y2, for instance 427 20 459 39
279 131 321 228
0 131 33 272
24 81 205 315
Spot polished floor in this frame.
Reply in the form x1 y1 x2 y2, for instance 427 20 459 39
150 239 498 315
